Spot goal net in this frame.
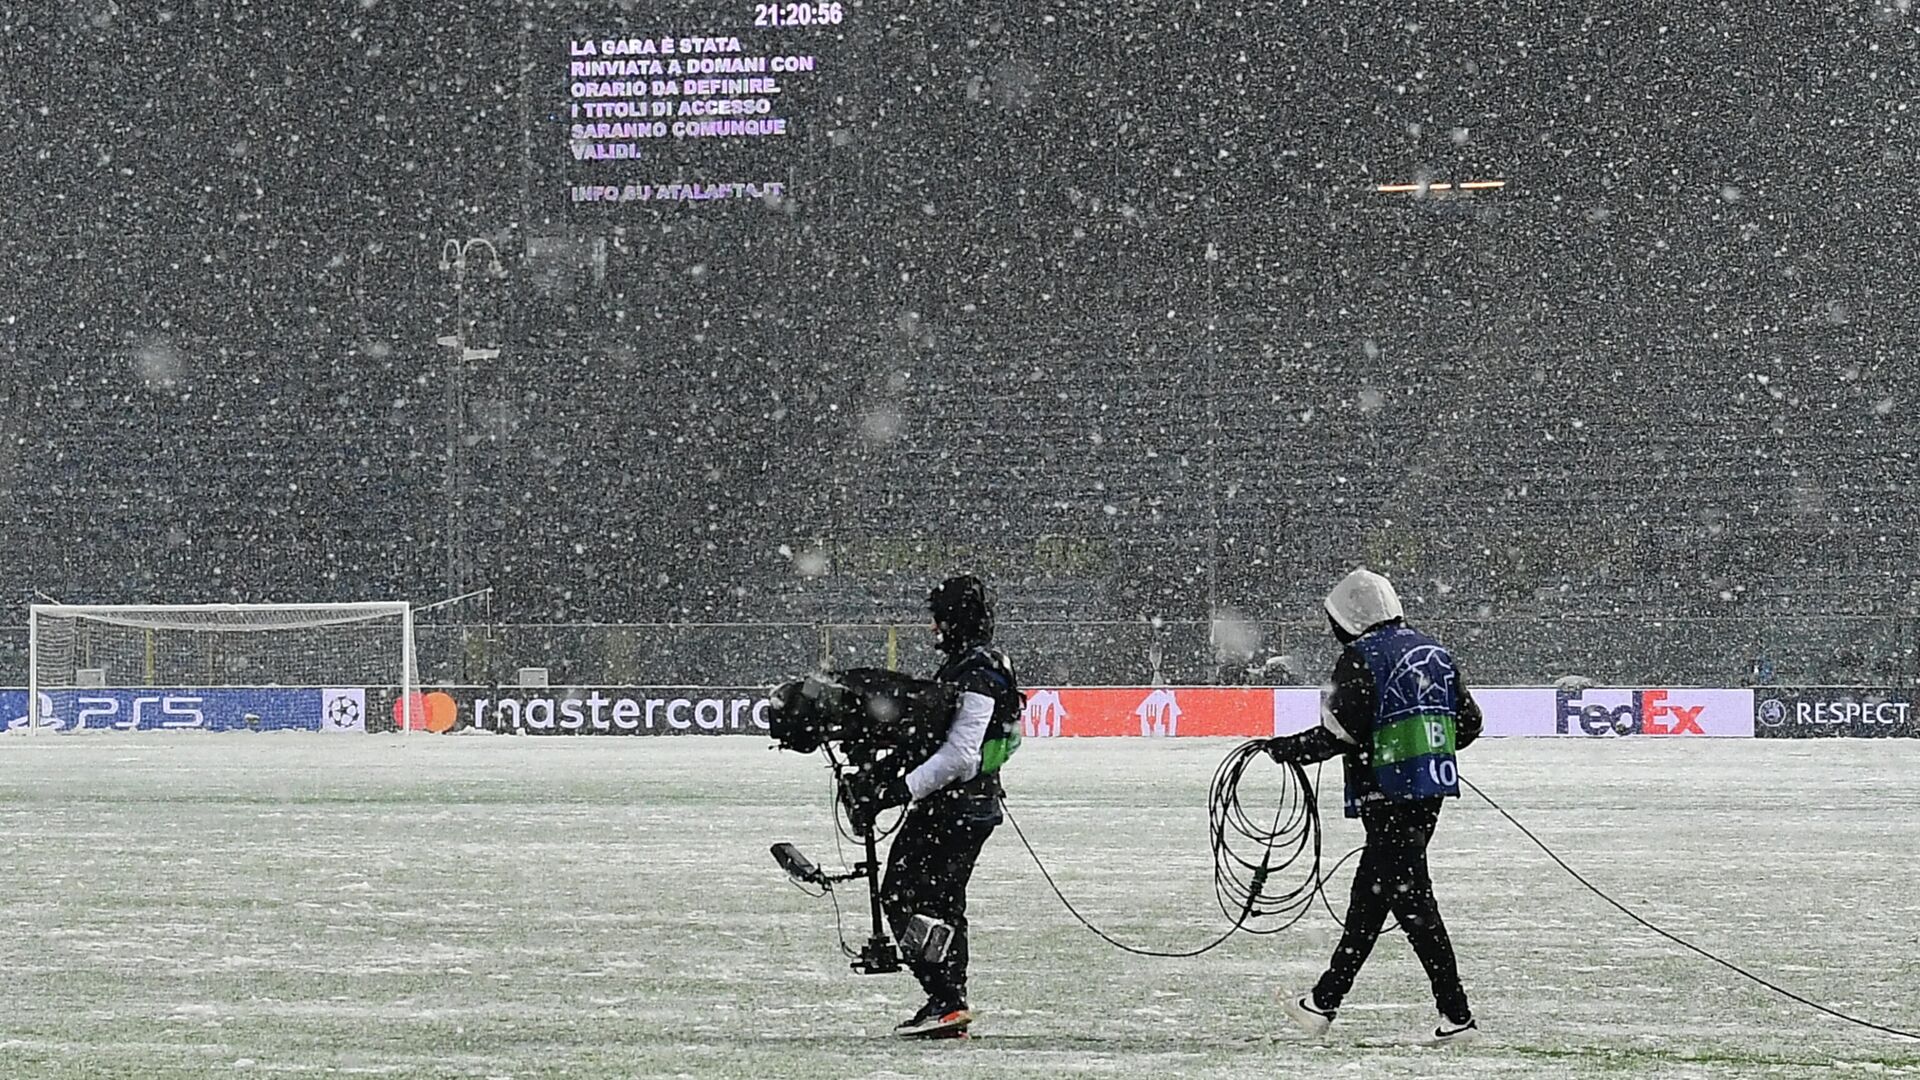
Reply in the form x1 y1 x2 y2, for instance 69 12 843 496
26 602 417 733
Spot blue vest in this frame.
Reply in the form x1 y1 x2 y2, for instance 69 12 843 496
1344 626 1462 815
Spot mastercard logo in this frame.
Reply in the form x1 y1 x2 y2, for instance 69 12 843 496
393 691 460 733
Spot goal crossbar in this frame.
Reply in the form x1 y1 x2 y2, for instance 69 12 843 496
30 599 408 626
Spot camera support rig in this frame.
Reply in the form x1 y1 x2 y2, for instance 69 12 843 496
771 814 901 975
847 826 903 975
765 669 959 977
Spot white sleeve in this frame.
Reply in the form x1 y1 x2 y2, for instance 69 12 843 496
906 690 994 801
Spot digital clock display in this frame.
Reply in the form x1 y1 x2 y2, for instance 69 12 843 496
754 3 844 27
555 2 849 215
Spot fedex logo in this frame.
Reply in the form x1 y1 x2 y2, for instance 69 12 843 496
1555 689 1704 736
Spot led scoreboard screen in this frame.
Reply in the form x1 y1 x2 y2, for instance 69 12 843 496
558 2 849 214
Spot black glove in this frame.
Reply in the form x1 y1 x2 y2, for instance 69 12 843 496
840 770 911 834
1263 736 1298 765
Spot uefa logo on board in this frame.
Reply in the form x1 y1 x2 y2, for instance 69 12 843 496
1757 698 1788 729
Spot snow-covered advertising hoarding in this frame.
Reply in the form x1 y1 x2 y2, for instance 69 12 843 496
1 688 365 734
1753 689 1920 739
0 685 1779 738
1477 688 1755 738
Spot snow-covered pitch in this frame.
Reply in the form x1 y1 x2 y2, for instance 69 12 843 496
1 736 1915 1078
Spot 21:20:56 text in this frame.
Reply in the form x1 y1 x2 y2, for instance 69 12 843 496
755 3 844 27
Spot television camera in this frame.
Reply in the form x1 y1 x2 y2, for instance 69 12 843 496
765 668 956 975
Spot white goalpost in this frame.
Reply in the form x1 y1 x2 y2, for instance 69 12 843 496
25 602 418 733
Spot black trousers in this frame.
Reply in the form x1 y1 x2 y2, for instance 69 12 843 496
1313 797 1471 1022
881 790 1000 1007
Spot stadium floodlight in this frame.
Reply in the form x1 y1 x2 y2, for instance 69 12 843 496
435 334 502 362
1374 179 1508 194
25 602 417 734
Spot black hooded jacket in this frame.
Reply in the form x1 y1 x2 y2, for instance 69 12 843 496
913 575 1022 801
1275 619 1484 808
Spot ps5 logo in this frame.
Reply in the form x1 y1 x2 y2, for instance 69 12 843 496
73 695 208 731
9 693 206 731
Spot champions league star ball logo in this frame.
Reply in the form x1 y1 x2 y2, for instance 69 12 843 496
325 695 363 730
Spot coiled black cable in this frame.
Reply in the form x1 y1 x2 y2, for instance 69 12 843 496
1002 738 1342 956
1205 739 1327 934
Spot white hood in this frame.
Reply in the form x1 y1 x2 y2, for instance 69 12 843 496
1324 568 1404 637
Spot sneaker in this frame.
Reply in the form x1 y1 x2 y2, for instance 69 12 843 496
1279 989 1335 1037
893 999 938 1034
894 1000 971 1039
1427 1015 1478 1046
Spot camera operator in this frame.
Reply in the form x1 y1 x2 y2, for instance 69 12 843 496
840 574 1023 1039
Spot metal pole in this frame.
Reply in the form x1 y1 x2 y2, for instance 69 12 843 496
485 587 497 698
517 0 534 228
440 239 505 621
26 606 38 736
1203 221 1221 657
449 256 466 604
402 604 417 733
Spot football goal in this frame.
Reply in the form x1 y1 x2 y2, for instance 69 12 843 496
26 602 417 732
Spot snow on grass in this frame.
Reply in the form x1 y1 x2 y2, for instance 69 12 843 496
0 735 1916 1078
